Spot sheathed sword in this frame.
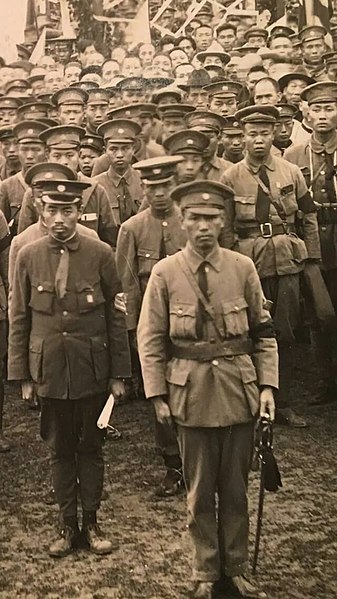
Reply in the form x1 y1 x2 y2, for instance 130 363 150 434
252 417 282 574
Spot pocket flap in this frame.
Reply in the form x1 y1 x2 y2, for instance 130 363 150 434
29 336 43 353
166 365 190 386
31 280 54 293
76 279 100 293
170 303 196 318
137 248 160 260
91 335 108 353
235 195 256 204
222 297 248 315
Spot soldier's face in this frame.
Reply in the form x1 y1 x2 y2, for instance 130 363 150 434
176 154 203 183
308 102 337 133
58 104 84 126
79 148 100 176
0 108 18 126
48 148 79 172
106 141 134 171
222 132 244 159
301 40 326 64
18 143 46 171
1 137 19 163
181 209 224 254
274 118 293 145
145 181 174 212
243 123 274 158
284 79 308 105
42 202 81 240
209 96 237 117
86 103 109 129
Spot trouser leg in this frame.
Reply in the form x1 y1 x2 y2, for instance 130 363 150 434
40 398 78 520
177 425 221 582
217 422 254 577
154 414 181 463
77 395 106 513
0 372 4 431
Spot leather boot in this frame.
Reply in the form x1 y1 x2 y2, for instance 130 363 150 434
82 523 117 555
192 581 214 599
223 574 267 598
155 467 185 497
49 524 79 558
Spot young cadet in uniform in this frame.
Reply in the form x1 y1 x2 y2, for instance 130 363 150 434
52 87 88 127
220 116 245 164
116 156 187 495
204 81 243 118
222 105 321 428
85 88 111 135
0 97 21 128
157 104 195 143
8 179 131 558
94 119 144 226
0 120 47 236
298 26 329 82
272 104 297 156
0 209 11 452
163 129 209 184
184 110 232 179
17 125 117 246
137 180 277 599
284 82 337 404
180 69 211 110
78 134 104 177
0 127 21 181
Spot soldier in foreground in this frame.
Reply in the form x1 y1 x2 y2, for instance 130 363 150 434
137 180 278 599
8 179 131 557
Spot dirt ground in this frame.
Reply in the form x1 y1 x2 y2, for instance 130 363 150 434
1 343 337 599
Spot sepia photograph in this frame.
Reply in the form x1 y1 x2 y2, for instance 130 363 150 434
0 1 336 598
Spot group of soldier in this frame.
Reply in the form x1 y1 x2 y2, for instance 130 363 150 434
1 6 337 598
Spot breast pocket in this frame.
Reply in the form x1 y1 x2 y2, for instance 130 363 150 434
169 303 198 340
222 297 249 337
76 280 105 313
91 335 110 381
137 248 160 277
278 189 298 217
29 281 54 315
235 195 256 222
29 335 44 383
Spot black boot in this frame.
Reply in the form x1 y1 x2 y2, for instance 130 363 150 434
155 454 184 497
49 516 79 558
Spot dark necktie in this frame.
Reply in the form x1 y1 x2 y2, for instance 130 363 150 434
324 153 337 202
196 261 209 340
255 164 271 224
118 177 130 223
55 245 69 299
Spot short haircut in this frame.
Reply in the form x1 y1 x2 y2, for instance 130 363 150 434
175 36 197 51
80 65 102 77
254 77 280 93
195 24 213 34
217 23 237 35
248 65 268 75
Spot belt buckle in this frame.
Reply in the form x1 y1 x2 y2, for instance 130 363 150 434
260 223 272 238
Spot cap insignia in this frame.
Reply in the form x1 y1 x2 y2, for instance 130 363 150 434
187 139 194 144
28 129 34 135
118 128 125 134
153 168 161 174
57 184 66 192
202 193 210 200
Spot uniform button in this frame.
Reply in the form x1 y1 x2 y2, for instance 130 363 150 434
162 221 168 227
212 359 219 366
320 171 325 175
62 331 68 336
37 285 43 292
205 266 209 273
145 253 150 258
234 306 239 311
60 249 64 254
63 311 68 316
178 308 183 314
322 188 326 192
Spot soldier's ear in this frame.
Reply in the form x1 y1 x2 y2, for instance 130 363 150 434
179 208 185 229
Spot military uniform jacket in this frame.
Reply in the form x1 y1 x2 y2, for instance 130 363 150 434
116 205 187 330
284 132 337 270
8 233 131 399
93 165 144 226
17 176 118 246
0 171 29 234
138 243 278 428
91 140 165 177
221 154 321 279
202 155 232 181
0 210 10 322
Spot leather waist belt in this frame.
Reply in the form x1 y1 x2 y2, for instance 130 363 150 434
170 338 253 362
237 223 296 239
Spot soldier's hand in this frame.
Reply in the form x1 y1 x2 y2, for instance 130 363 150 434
21 380 34 402
109 378 126 401
259 386 275 421
152 396 172 426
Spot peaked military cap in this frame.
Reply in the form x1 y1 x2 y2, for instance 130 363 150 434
17 102 53 120
158 104 195 119
0 127 15 140
52 87 88 107
107 103 157 120
80 134 104 154
222 116 242 134
40 125 85 148
40 179 91 205
171 180 234 215
196 50 231 65
278 72 315 92
298 25 327 44
97 119 141 142
27 73 45 86
163 129 209 155
71 80 99 91
300 81 337 104
152 87 183 104
133 156 184 184
179 69 211 91
244 28 269 42
0 96 22 110
144 77 174 89
38 117 60 128
115 77 147 92
16 43 32 60
323 52 337 65
87 88 111 105
269 25 295 39
37 93 53 103
204 80 242 98
25 162 77 186
5 79 30 94
276 103 298 119
235 105 280 124
13 120 47 143
184 110 227 132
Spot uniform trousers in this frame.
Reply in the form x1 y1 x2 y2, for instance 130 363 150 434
177 421 254 581
40 395 107 521
310 268 337 385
